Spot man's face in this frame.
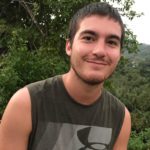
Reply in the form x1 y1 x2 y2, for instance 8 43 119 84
66 15 121 85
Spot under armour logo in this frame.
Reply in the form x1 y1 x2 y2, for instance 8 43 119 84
77 127 108 150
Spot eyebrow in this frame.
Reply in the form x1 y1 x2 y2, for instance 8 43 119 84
79 30 98 37
108 35 121 42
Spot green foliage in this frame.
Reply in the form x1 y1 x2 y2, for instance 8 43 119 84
105 45 150 148
0 26 68 115
128 128 150 150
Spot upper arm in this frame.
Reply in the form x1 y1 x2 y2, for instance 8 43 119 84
113 107 131 150
0 87 32 150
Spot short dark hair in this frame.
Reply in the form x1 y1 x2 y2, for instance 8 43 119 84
68 2 124 48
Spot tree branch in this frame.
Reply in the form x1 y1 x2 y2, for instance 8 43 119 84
18 0 45 37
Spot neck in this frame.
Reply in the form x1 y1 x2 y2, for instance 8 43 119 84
62 71 103 105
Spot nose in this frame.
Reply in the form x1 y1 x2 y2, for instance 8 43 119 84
92 40 106 57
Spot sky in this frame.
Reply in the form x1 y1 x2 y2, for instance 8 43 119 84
123 0 150 44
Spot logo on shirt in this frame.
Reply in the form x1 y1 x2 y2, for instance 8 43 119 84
36 122 112 150
77 127 109 150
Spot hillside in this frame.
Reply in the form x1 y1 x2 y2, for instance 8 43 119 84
124 43 150 64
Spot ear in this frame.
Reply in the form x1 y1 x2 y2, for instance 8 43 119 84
65 39 72 56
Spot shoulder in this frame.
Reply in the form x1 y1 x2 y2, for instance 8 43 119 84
0 87 31 130
103 90 131 149
0 87 32 149
27 75 61 93
103 89 125 112
113 107 131 149
7 87 31 113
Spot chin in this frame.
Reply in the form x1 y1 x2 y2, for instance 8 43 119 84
77 73 105 85
86 76 105 85
72 66 108 85
84 79 104 85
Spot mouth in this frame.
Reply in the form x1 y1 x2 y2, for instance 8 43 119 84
86 60 108 65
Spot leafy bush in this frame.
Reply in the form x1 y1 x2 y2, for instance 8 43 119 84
0 27 68 116
129 128 150 150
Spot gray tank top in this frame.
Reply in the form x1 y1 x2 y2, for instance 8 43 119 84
27 75 125 150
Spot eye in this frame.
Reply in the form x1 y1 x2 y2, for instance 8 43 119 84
82 35 95 43
107 40 120 47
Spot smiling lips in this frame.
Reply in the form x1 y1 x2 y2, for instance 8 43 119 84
86 60 108 65
83 55 111 66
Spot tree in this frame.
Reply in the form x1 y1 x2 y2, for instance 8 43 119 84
0 0 141 106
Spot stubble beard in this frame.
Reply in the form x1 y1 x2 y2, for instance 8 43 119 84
70 54 118 86
71 64 105 86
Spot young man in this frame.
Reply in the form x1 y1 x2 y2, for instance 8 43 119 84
0 2 131 150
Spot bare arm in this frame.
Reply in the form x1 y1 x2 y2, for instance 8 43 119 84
113 107 131 150
0 87 32 150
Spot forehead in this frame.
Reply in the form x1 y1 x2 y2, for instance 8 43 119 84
76 15 122 38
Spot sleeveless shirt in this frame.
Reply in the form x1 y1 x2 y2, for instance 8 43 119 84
27 75 125 150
